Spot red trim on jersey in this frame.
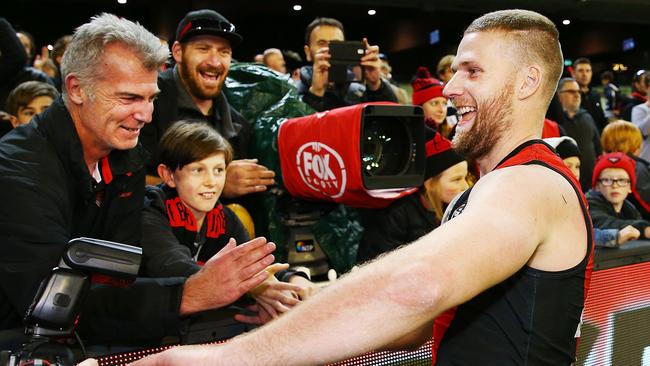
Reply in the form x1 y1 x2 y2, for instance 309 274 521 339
431 307 456 365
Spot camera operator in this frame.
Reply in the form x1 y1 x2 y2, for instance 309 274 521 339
0 13 276 346
296 17 397 112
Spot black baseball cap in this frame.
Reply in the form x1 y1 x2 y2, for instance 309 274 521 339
175 9 243 46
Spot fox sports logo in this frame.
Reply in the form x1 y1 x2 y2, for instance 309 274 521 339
296 142 347 198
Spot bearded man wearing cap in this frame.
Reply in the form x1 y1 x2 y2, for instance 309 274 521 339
141 9 275 199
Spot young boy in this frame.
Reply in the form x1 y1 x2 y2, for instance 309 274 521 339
141 121 314 324
545 138 640 247
587 152 650 241
4 81 59 128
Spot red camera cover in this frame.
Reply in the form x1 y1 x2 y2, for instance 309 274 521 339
278 103 416 208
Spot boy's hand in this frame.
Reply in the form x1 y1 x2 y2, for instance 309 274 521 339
179 237 276 315
289 274 321 300
246 263 302 324
234 303 274 325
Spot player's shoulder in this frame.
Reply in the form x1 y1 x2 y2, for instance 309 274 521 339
479 164 568 189
470 164 576 209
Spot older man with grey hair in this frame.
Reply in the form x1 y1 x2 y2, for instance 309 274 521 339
556 77 602 191
0 13 276 346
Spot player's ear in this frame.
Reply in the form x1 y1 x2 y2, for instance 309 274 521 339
518 65 541 100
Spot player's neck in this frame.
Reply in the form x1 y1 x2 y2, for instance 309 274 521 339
476 130 539 176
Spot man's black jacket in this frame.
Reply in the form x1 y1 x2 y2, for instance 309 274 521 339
0 99 185 344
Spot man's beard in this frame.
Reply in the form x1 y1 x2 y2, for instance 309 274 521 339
179 61 223 101
452 85 514 161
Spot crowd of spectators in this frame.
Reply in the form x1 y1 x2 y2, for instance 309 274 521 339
0 7 649 364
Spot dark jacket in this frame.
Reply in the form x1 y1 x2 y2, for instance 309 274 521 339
557 108 602 192
141 184 249 278
580 87 607 132
586 189 650 237
357 191 438 263
627 154 650 220
140 67 252 175
296 65 398 112
0 99 184 344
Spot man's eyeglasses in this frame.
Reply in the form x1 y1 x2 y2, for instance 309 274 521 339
598 178 631 187
559 89 581 95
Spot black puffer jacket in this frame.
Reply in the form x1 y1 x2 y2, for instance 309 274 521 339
357 191 438 263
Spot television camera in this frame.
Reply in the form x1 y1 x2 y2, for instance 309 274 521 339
277 103 426 276
224 65 428 279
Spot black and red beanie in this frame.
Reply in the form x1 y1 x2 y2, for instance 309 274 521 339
545 136 580 160
412 67 446 106
425 128 464 179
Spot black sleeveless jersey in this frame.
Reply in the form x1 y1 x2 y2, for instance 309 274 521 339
433 140 594 366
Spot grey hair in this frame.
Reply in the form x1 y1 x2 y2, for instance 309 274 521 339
60 13 168 101
557 77 578 92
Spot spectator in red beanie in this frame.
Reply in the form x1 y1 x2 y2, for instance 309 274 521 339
587 152 650 239
412 66 454 138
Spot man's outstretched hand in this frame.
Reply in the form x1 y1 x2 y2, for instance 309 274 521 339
180 237 276 315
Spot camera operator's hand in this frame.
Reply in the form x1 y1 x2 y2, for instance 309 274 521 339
360 38 382 91
179 237 276 315
222 159 275 198
309 45 331 97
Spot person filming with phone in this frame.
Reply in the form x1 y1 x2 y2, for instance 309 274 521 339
296 17 397 112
